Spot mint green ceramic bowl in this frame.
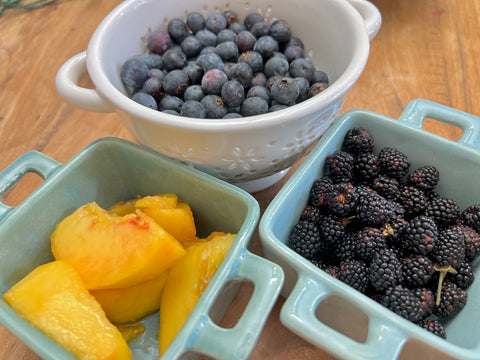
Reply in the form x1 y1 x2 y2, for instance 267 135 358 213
259 99 480 360
0 137 284 359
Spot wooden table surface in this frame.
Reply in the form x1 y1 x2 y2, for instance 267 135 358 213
0 0 479 359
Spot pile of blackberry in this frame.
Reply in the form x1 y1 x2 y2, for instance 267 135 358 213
289 127 480 340
120 11 329 119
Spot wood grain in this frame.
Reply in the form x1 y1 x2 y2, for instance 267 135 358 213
1 0 479 359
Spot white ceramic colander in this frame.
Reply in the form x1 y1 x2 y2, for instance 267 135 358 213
55 0 381 192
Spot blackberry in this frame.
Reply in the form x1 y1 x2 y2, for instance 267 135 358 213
356 190 396 226
381 217 408 248
450 261 474 289
407 165 440 192
380 285 423 322
378 147 411 179
432 227 465 269
452 225 480 262
460 204 480 233
321 264 340 279
288 220 322 260
338 260 369 293
309 177 333 207
424 197 461 228
402 215 438 255
371 175 400 201
369 248 402 291
411 287 435 320
433 280 467 319
334 233 356 263
318 215 347 245
325 150 354 183
353 227 386 262
343 127 375 154
353 153 379 184
416 320 447 339
402 255 435 287
326 183 357 217
299 205 323 223
397 185 428 217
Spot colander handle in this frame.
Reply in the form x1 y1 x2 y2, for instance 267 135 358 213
281 273 408 360
346 0 382 41
398 98 480 151
188 251 284 359
0 151 62 220
55 51 115 113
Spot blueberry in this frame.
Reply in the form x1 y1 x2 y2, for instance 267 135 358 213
200 46 216 56
201 69 228 95
120 57 149 88
266 75 281 91
159 94 184 112
162 48 187 71
309 82 328 97
271 51 288 61
133 53 163 69
181 36 202 58
206 14 227 34
283 36 304 50
238 51 263 73
223 10 239 26
181 100 207 118
132 92 158 110
229 62 253 88
241 97 269 116
313 70 329 84
223 62 236 78
184 85 206 102
271 77 300 105
183 63 203 84
217 29 237 44
186 12 206 34
270 20 291 43
227 105 241 114
229 22 246 34
214 41 239 62
223 112 242 119
250 21 271 38
289 58 315 82
246 85 271 105
253 36 279 60
268 104 288 112
147 30 172 55
236 31 256 52
221 80 245 107
264 57 289 78
293 77 310 103
244 12 264 30
284 45 304 63
162 109 180 115
251 72 267 87
163 69 189 96
149 68 166 82
196 29 217 47
141 77 164 101
168 18 188 43
200 95 228 118
197 52 224 72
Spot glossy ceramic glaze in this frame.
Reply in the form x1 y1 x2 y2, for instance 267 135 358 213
55 0 381 192
0 138 284 360
259 99 480 360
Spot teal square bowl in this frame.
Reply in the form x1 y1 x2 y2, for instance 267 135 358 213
0 137 284 360
259 99 480 360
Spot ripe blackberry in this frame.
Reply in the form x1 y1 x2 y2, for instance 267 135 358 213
371 175 400 201
402 215 438 255
380 284 423 322
407 165 440 192
319 264 340 279
411 287 435 320
353 227 386 262
300 205 323 223
353 153 379 184
309 176 333 208
416 319 446 339
433 280 467 319
450 261 474 289
334 233 356 263
289 220 322 260
325 150 354 183
318 215 347 245
424 197 461 228
402 255 435 287
338 259 369 293
460 204 480 233
397 185 428 217
343 127 374 154
381 217 408 248
452 225 480 262
356 190 396 226
432 227 465 270
326 183 357 217
369 248 402 291
378 147 411 179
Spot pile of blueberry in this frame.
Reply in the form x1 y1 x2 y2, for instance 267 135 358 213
120 10 329 119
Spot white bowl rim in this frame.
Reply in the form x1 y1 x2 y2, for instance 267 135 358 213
86 0 371 131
